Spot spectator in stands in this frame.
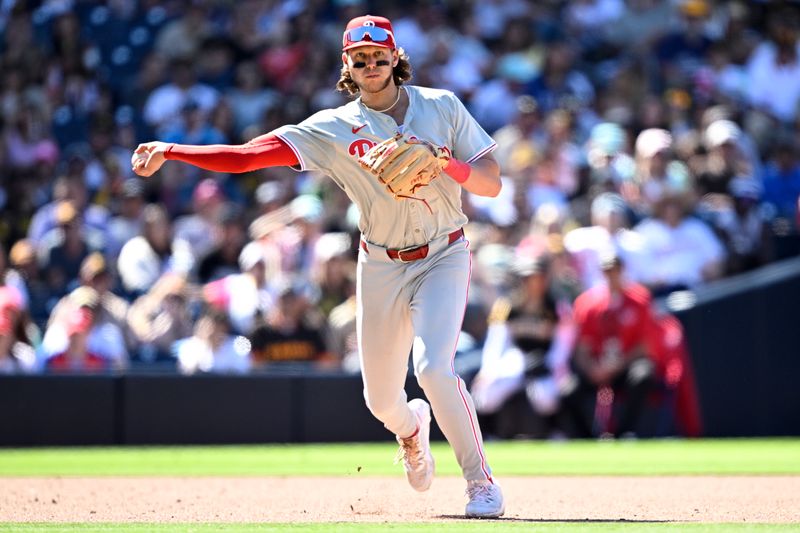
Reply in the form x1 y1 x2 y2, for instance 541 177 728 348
248 278 330 368
38 201 97 296
83 119 132 196
469 64 527 134
7 240 50 328
326 270 358 373
711 177 771 274
471 254 574 439
197 203 248 283
0 286 37 374
45 290 111 373
569 251 658 438
745 7 800 124
41 286 128 371
197 37 238 91
162 99 227 146
653 1 715 82
696 119 753 196
276 194 325 280
492 96 545 177
564 193 649 290
173 178 227 265
254 180 290 217
154 4 213 61
516 203 571 266
105 178 147 258
311 232 354 318
128 274 194 363
1 102 59 173
601 0 672 53
539 110 581 200
203 241 275 336
0 242 27 306
469 241 515 311
527 40 595 114
126 52 170 113
583 122 635 198
117 204 193 296
226 60 280 138
626 128 690 217
565 0 624 41
47 253 132 351
699 106 763 178
633 191 726 296
762 138 800 232
27 174 109 249
541 233 583 305
175 308 251 375
699 40 749 105
143 59 219 135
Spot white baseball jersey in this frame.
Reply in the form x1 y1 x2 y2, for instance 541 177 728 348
273 85 496 249
277 84 497 483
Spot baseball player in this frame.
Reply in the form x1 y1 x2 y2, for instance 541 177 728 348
571 251 658 438
132 14 504 518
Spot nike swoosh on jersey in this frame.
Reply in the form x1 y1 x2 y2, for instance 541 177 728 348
352 124 366 134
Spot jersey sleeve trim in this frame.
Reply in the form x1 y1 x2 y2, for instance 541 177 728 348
465 142 497 164
273 132 307 171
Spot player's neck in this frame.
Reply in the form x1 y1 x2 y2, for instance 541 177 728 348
361 85 403 114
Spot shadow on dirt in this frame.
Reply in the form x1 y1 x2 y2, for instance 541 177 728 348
439 515 680 523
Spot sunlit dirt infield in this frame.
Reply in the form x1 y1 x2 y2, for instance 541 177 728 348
1 476 799 524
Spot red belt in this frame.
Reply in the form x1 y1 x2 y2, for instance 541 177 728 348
361 228 464 262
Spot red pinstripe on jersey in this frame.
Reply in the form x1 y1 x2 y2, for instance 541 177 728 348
448 238 492 482
466 142 497 164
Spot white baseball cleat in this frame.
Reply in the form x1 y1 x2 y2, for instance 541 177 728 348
395 398 435 492
465 479 505 518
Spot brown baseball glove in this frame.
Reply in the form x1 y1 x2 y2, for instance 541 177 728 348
358 133 450 200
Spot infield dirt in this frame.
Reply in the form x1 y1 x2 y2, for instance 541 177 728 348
1 476 799 524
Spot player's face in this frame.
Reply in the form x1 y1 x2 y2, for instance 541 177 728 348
343 46 398 94
602 264 623 289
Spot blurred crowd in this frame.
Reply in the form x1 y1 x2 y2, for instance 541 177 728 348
1 0 799 436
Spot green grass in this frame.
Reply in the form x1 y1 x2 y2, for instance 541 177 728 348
1 440 798 531
0 523 797 533
0 439 798 477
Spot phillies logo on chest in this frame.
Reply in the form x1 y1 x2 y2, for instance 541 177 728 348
348 138 376 158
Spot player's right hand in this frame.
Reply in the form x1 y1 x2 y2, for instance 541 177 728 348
131 141 171 178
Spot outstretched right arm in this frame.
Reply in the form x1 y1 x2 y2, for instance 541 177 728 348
131 133 299 177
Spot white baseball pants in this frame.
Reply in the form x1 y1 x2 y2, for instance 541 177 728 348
357 233 492 482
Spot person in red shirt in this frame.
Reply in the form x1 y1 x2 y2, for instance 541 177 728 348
46 298 108 373
569 251 658 437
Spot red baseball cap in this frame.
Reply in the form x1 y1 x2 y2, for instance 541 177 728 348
342 15 396 51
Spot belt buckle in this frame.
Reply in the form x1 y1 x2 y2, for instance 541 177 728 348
397 244 426 262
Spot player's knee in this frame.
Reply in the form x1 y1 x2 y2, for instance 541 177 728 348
415 362 453 392
363 389 398 421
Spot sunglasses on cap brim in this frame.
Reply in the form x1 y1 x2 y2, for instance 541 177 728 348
345 26 394 46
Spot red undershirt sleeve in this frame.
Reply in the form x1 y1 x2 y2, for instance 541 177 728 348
163 133 299 173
